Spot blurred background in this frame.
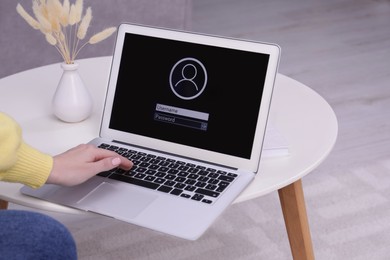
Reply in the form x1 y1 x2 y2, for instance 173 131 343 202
2 0 390 259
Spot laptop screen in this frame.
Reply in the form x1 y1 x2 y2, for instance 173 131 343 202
108 33 270 159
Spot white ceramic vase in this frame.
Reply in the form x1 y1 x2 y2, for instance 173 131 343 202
52 63 93 123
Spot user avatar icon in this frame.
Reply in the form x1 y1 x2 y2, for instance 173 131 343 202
169 58 207 100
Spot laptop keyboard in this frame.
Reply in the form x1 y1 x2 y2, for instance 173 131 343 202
97 143 238 204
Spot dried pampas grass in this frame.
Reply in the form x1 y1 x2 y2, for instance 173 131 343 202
76 7 91 40
16 4 40 30
89 27 116 44
16 0 117 64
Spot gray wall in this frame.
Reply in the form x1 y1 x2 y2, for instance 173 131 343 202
0 0 192 78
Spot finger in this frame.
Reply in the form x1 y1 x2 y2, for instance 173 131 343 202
91 157 132 173
78 146 132 171
88 147 127 161
91 148 133 169
90 157 121 173
114 157 133 170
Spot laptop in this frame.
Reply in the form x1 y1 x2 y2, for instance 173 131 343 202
21 23 280 240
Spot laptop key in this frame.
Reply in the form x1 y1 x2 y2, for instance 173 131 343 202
195 188 220 198
109 174 159 190
170 189 183 196
195 182 207 188
134 173 146 179
215 185 227 193
145 176 156 182
174 183 186 189
158 185 173 193
180 193 191 199
184 185 196 192
154 178 165 184
191 194 204 201
205 184 217 190
164 180 176 187
218 175 234 182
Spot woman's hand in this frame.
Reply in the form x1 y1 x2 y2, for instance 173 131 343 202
47 144 133 186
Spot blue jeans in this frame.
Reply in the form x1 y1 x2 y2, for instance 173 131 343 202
0 210 77 260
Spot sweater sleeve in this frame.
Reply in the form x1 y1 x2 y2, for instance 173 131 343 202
0 112 53 188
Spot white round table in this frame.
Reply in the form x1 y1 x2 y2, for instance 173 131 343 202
0 56 337 260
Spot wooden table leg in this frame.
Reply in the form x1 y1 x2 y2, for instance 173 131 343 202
278 179 314 260
0 199 9 209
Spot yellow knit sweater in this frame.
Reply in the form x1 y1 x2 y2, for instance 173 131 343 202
0 112 53 188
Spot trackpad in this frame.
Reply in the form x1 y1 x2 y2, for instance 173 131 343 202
77 182 158 219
